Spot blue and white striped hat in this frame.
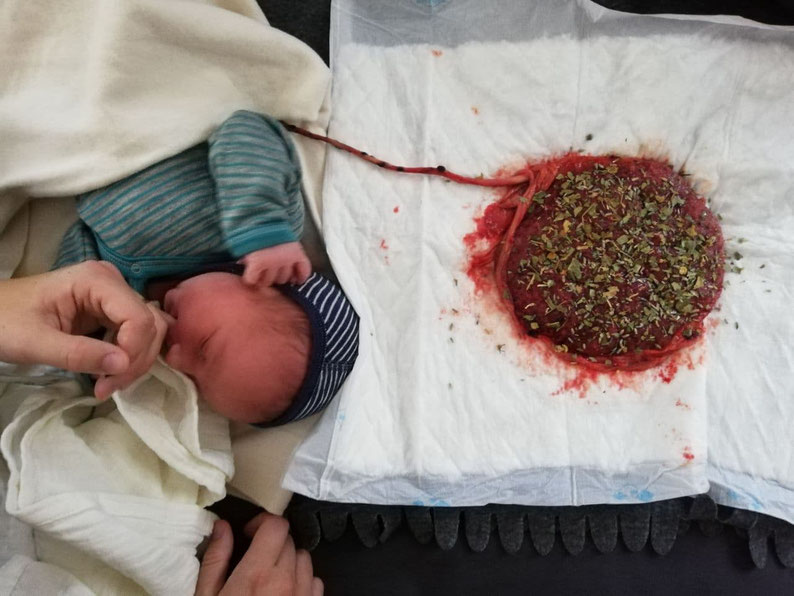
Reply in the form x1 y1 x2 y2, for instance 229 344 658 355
257 272 359 427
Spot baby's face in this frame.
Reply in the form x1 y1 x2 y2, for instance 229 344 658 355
163 272 285 422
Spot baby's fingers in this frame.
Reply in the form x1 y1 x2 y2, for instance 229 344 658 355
273 266 292 286
292 260 312 285
242 261 264 286
261 267 279 287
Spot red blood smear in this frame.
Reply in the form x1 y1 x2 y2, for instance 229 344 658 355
682 447 695 461
380 239 389 250
555 365 603 398
432 49 443 57
658 361 678 384
393 206 400 213
472 106 480 115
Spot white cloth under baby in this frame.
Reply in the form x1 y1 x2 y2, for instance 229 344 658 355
284 0 794 521
0 360 234 596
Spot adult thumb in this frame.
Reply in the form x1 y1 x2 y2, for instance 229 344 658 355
195 520 233 596
30 329 130 376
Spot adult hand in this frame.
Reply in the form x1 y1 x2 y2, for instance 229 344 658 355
0 260 169 399
196 513 323 596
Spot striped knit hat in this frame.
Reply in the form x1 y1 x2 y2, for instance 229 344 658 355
256 272 360 427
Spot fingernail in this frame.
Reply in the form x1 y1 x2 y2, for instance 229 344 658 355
102 352 127 374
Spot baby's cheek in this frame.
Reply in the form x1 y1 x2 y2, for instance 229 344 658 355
197 382 245 421
199 372 273 423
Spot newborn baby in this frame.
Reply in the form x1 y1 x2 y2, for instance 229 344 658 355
161 272 308 423
55 110 359 425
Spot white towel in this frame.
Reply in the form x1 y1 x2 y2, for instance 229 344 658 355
285 0 794 522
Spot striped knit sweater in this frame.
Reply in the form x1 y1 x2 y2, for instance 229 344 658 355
55 111 305 292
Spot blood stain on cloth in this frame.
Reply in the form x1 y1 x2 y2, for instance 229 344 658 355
471 106 480 115
379 238 390 265
393 206 400 213
431 49 443 57
682 446 695 461
658 360 678 384
675 399 691 410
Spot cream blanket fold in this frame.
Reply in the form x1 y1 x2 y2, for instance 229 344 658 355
1 361 234 595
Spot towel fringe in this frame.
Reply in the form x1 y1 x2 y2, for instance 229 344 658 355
285 495 793 568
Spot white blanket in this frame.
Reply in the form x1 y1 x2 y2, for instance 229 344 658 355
284 0 794 522
0 0 329 199
0 0 331 593
1 362 233 595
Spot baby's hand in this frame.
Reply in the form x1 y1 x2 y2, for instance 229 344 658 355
240 242 312 286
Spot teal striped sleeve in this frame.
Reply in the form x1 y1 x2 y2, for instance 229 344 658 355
208 111 305 258
53 220 100 269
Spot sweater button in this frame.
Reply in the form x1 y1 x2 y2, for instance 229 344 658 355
131 264 142 274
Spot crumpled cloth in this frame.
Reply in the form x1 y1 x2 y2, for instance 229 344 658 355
1 360 234 595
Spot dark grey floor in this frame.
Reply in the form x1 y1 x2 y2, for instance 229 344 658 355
309 521 793 596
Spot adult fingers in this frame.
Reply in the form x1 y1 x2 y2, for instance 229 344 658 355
135 303 168 368
88 293 159 374
234 514 291 577
194 520 234 596
275 534 297 578
94 376 118 402
268 535 297 596
294 550 316 596
313 577 324 596
73 262 154 336
18 327 130 376
242 511 268 538
95 303 168 398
